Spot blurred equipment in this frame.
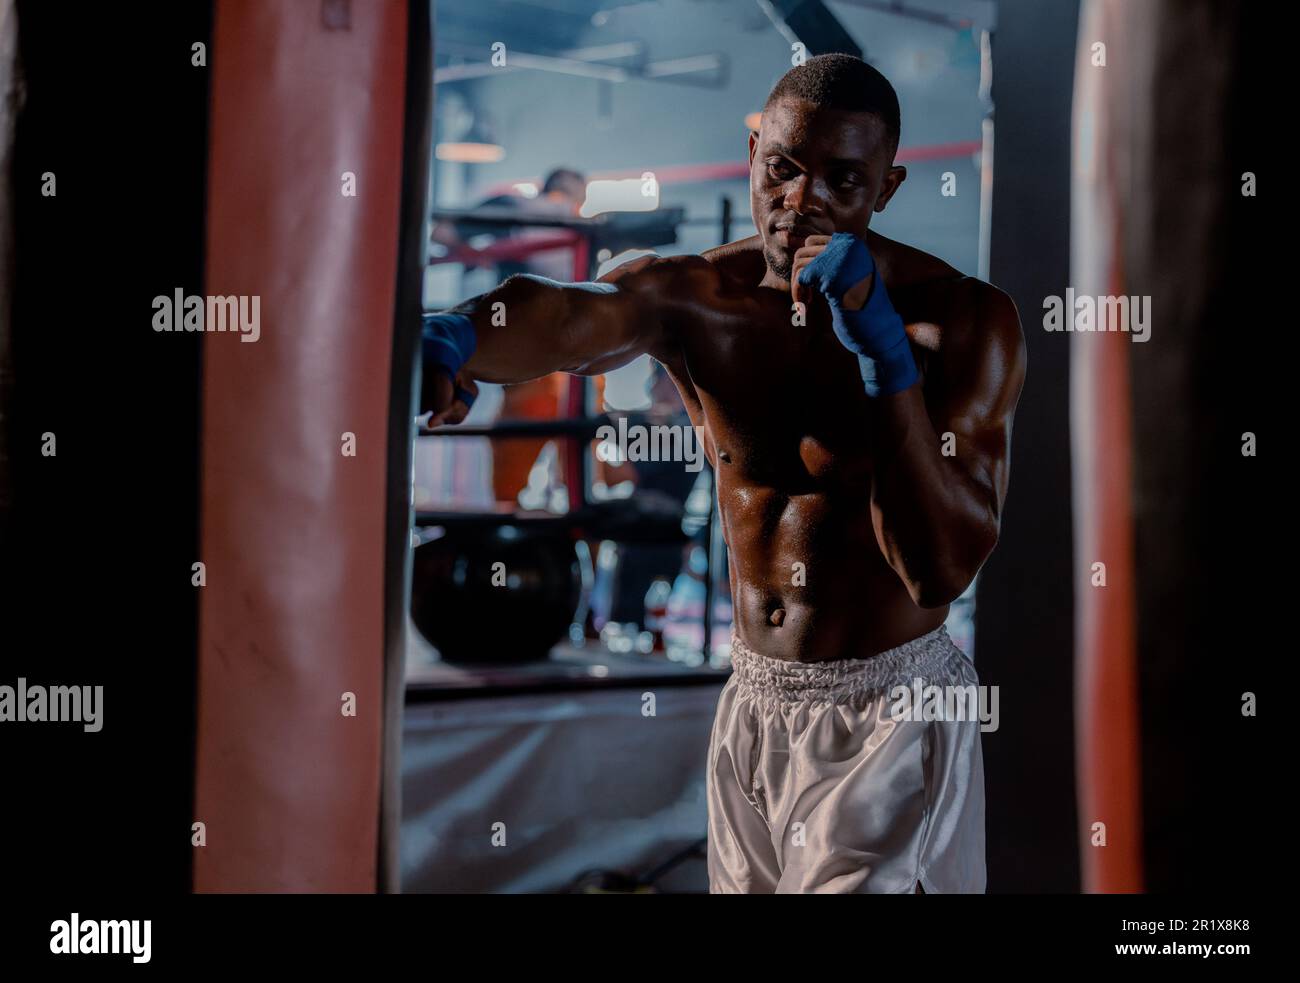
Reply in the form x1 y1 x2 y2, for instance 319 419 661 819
411 521 582 665
428 203 685 271
756 0 862 58
415 202 692 665
569 838 707 894
411 493 693 665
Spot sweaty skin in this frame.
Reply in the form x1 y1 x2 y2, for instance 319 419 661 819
427 97 1026 663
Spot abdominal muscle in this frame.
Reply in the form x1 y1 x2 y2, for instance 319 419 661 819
720 481 948 663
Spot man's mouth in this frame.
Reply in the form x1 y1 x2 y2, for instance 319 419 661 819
773 222 819 245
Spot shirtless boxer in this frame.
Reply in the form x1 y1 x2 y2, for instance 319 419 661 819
421 54 1026 893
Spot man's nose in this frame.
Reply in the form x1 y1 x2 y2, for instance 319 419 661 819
783 174 825 216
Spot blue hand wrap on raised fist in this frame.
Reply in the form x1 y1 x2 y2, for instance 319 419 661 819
422 312 476 378
797 232 918 397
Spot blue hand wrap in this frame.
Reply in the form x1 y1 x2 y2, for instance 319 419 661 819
797 232 918 397
453 384 477 410
421 311 477 379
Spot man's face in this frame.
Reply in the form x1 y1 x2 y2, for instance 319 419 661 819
555 177 587 213
749 97 905 281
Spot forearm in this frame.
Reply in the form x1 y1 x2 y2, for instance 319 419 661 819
440 275 575 383
869 387 999 608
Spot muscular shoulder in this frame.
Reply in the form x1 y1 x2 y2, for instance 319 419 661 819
944 277 1023 362
927 275 1026 419
865 231 962 288
597 250 729 301
701 236 766 287
872 231 1020 354
594 252 727 357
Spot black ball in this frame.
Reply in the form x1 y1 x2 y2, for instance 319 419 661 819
411 525 581 664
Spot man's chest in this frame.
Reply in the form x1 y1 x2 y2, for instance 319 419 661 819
674 328 874 486
664 282 955 476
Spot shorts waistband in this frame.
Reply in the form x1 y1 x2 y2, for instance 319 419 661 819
728 625 962 704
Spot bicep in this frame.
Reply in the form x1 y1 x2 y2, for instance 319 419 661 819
553 266 664 374
465 261 666 382
558 254 683 373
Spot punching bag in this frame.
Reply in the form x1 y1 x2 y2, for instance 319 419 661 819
193 0 429 893
1071 0 1263 893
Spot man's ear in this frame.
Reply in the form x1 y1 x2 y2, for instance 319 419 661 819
748 130 758 167
874 165 907 213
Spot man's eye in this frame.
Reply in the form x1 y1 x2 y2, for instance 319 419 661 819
767 162 795 180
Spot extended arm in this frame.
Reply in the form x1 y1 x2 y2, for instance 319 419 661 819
420 254 670 419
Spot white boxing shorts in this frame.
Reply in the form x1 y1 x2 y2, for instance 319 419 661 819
706 624 986 893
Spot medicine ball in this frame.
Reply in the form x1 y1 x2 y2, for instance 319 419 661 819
410 523 582 664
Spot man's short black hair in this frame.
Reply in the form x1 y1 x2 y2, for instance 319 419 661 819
542 167 586 195
764 53 901 153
